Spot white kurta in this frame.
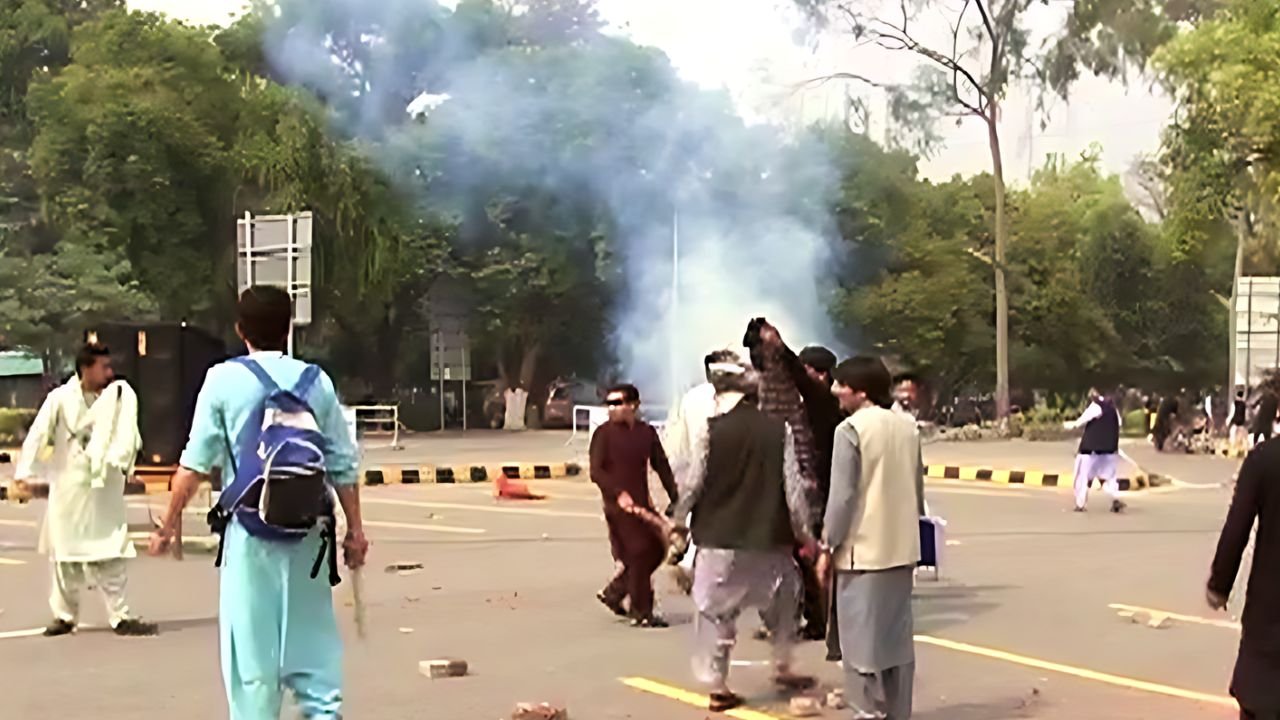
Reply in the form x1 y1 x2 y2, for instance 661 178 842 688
15 378 137 562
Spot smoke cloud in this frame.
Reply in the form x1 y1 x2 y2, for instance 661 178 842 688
259 0 843 405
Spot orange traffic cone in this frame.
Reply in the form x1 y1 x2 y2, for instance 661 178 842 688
495 472 545 500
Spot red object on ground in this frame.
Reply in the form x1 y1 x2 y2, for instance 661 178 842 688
495 473 546 500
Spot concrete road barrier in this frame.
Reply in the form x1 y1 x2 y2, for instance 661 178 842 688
361 462 582 486
925 465 1161 492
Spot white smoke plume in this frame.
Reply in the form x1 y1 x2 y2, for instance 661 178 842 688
258 0 844 405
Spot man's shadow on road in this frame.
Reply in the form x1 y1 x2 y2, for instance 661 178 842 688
914 696 1040 720
912 583 1011 634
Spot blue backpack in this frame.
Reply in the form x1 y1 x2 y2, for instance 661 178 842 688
207 357 341 586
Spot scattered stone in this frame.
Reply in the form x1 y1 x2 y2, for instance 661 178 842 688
386 561 424 573
419 658 468 679
825 688 847 709
789 696 822 717
945 540 962 546
541 533 550 540
399 627 414 634
510 702 567 720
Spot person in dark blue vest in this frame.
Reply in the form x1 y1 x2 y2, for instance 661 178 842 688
1064 388 1125 513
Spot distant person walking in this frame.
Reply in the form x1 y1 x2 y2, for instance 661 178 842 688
590 383 678 628
1064 388 1126 513
1230 391 1249 454
1251 393 1278 449
822 356 925 720
1208 437 1280 719
1154 394 1180 451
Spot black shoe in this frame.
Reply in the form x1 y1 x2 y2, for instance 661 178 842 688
43 619 75 637
1073 506 1087 513
1110 499 1127 514
709 691 744 712
113 619 159 637
630 615 669 629
597 592 627 618
799 623 826 642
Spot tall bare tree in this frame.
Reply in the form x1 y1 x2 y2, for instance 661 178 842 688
797 0 1064 420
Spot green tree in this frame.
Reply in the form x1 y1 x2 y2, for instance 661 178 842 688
794 0 1089 420
0 243 155 367
25 9 240 321
830 132 993 398
1154 0 1280 392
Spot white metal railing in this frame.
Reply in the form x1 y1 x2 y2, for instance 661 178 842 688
566 404 608 445
350 405 402 449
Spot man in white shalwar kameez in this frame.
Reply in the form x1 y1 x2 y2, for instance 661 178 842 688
15 342 157 637
664 350 744 583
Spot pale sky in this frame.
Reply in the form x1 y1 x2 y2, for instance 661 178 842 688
128 0 1172 187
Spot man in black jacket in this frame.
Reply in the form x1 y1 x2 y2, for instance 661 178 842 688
1208 440 1280 720
1064 388 1125 513
757 322 842 641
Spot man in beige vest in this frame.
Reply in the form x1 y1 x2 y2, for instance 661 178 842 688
819 356 925 719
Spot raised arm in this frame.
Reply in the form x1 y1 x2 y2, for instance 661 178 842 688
1064 401 1103 430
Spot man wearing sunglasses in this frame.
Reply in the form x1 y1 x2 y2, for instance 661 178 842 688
590 384 678 627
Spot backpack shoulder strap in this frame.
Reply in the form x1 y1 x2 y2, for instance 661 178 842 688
233 357 279 393
292 364 322 400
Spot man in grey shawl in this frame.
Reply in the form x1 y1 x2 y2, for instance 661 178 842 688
672 360 817 713
820 356 925 719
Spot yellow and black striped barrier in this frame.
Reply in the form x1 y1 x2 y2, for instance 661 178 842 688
361 462 582 486
925 465 1157 492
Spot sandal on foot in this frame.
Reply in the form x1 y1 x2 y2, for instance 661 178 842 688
709 691 744 712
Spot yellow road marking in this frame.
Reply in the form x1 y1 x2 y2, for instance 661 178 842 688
621 677 782 720
926 485 1040 499
364 520 486 535
1109 603 1241 631
0 557 26 565
914 635 1237 708
364 497 601 520
0 519 37 527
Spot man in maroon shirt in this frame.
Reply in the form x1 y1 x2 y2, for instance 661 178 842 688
591 383 678 628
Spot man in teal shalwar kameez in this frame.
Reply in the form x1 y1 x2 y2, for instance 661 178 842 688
150 286 367 720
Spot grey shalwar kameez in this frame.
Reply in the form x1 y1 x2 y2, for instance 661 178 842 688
674 392 813 693
824 406 926 720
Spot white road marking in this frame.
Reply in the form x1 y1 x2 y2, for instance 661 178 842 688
364 520 486 535
1109 603 1241 631
364 497 601 520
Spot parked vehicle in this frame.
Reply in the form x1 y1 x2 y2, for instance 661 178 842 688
542 378 602 429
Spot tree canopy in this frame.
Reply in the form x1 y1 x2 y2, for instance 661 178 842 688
0 0 1265 421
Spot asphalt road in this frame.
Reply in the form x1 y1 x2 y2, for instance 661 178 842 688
0 450 1248 719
